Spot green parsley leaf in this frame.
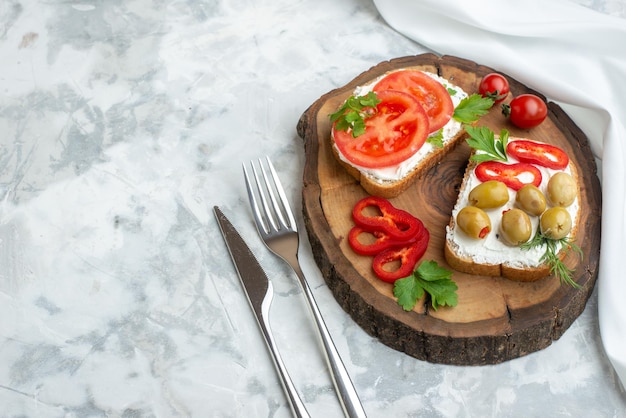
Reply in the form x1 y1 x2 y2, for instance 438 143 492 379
521 227 583 288
447 87 458 96
393 260 458 311
394 275 425 311
427 129 444 148
453 94 494 123
421 276 459 310
416 259 454 281
329 92 381 138
465 125 509 162
351 118 366 137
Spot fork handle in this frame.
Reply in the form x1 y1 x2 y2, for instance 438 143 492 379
292 263 367 418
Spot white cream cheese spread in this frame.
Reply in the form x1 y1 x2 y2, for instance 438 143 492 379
445 144 580 268
332 70 468 184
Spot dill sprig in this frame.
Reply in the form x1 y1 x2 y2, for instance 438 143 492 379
521 228 583 288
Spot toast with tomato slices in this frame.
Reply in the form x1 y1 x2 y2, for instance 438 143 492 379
330 132 467 198
330 69 473 199
444 133 581 282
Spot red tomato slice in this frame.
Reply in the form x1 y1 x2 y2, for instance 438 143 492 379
475 161 542 191
506 140 569 170
332 90 429 168
373 70 453 132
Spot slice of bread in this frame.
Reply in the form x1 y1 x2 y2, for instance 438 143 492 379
444 146 580 282
330 70 469 199
331 127 468 198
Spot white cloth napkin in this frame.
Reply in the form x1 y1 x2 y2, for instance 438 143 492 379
373 0 626 387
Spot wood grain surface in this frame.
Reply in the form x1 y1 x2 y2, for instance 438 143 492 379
296 54 602 365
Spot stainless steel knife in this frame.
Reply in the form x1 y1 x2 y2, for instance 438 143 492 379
213 206 310 418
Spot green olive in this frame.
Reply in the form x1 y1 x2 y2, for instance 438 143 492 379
515 184 547 216
500 208 532 246
547 172 577 207
540 207 572 240
457 206 491 239
468 180 509 209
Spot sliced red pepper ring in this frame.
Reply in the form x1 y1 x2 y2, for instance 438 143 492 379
348 196 430 283
348 224 425 256
371 229 430 283
352 196 422 241
474 161 542 191
506 139 569 170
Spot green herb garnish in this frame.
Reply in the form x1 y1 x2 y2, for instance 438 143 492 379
453 94 494 123
465 125 509 162
521 228 583 288
394 260 458 311
330 92 381 137
427 129 444 148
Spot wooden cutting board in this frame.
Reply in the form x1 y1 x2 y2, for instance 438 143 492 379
296 54 602 365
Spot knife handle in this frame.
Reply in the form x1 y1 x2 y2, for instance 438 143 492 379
256 285 311 418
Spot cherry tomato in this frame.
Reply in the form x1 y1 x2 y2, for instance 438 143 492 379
479 73 510 103
475 161 542 191
332 90 429 168
503 94 548 129
373 70 454 132
506 140 569 170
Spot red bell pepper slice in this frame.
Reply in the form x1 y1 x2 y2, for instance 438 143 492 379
506 139 569 170
348 223 425 256
474 161 542 191
352 196 422 241
348 196 431 283
371 229 430 283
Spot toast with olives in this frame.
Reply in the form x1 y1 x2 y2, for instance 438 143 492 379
444 138 581 282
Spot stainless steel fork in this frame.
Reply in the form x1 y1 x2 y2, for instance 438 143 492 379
243 156 367 418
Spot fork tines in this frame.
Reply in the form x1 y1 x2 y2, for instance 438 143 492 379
243 157 297 236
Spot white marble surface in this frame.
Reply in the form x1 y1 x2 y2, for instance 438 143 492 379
1 0 625 417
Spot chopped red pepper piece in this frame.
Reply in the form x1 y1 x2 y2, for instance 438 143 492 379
372 229 430 283
352 196 422 241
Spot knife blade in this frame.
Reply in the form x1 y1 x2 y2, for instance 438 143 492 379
213 206 310 418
